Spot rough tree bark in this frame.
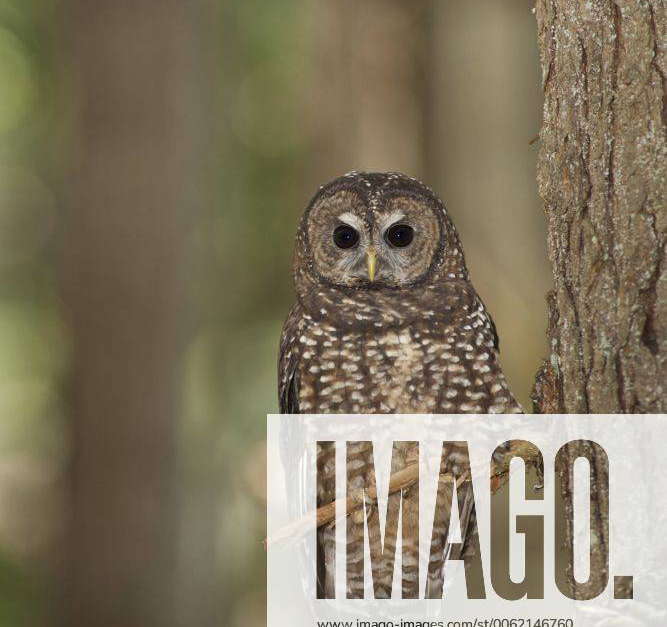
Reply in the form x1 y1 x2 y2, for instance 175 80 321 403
533 0 665 414
532 0 665 601
60 2 210 626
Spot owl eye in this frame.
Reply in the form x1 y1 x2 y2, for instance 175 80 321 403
333 224 359 249
385 224 414 248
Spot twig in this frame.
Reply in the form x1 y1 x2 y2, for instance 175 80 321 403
265 441 541 550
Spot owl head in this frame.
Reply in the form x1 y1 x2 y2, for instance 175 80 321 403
294 172 468 292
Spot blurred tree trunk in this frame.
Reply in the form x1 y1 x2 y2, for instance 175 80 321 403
308 0 434 181
429 1 547 409
60 2 210 626
532 0 665 600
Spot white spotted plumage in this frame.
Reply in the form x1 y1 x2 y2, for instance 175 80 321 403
278 172 522 599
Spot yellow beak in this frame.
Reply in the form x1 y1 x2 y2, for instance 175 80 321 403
366 248 377 282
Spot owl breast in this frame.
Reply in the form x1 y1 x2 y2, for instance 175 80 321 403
295 312 519 414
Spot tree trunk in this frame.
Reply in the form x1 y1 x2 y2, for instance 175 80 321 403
308 0 433 180
532 0 666 414
60 2 209 626
429 0 548 409
532 0 665 601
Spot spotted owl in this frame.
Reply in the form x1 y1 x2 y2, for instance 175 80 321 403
278 171 522 598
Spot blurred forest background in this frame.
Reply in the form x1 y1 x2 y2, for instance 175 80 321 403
0 0 549 625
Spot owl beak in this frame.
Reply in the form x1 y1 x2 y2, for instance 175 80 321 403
366 247 377 282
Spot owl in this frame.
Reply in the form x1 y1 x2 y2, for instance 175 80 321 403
278 171 522 599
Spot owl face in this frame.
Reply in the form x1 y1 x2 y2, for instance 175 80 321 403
303 183 443 289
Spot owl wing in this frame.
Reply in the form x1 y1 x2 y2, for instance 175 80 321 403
480 296 500 351
277 307 338 598
278 303 303 414
278 304 319 597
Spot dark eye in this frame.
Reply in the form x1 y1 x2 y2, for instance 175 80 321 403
385 224 414 248
333 224 359 249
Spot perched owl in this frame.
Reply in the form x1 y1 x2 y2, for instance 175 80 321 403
278 171 521 598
